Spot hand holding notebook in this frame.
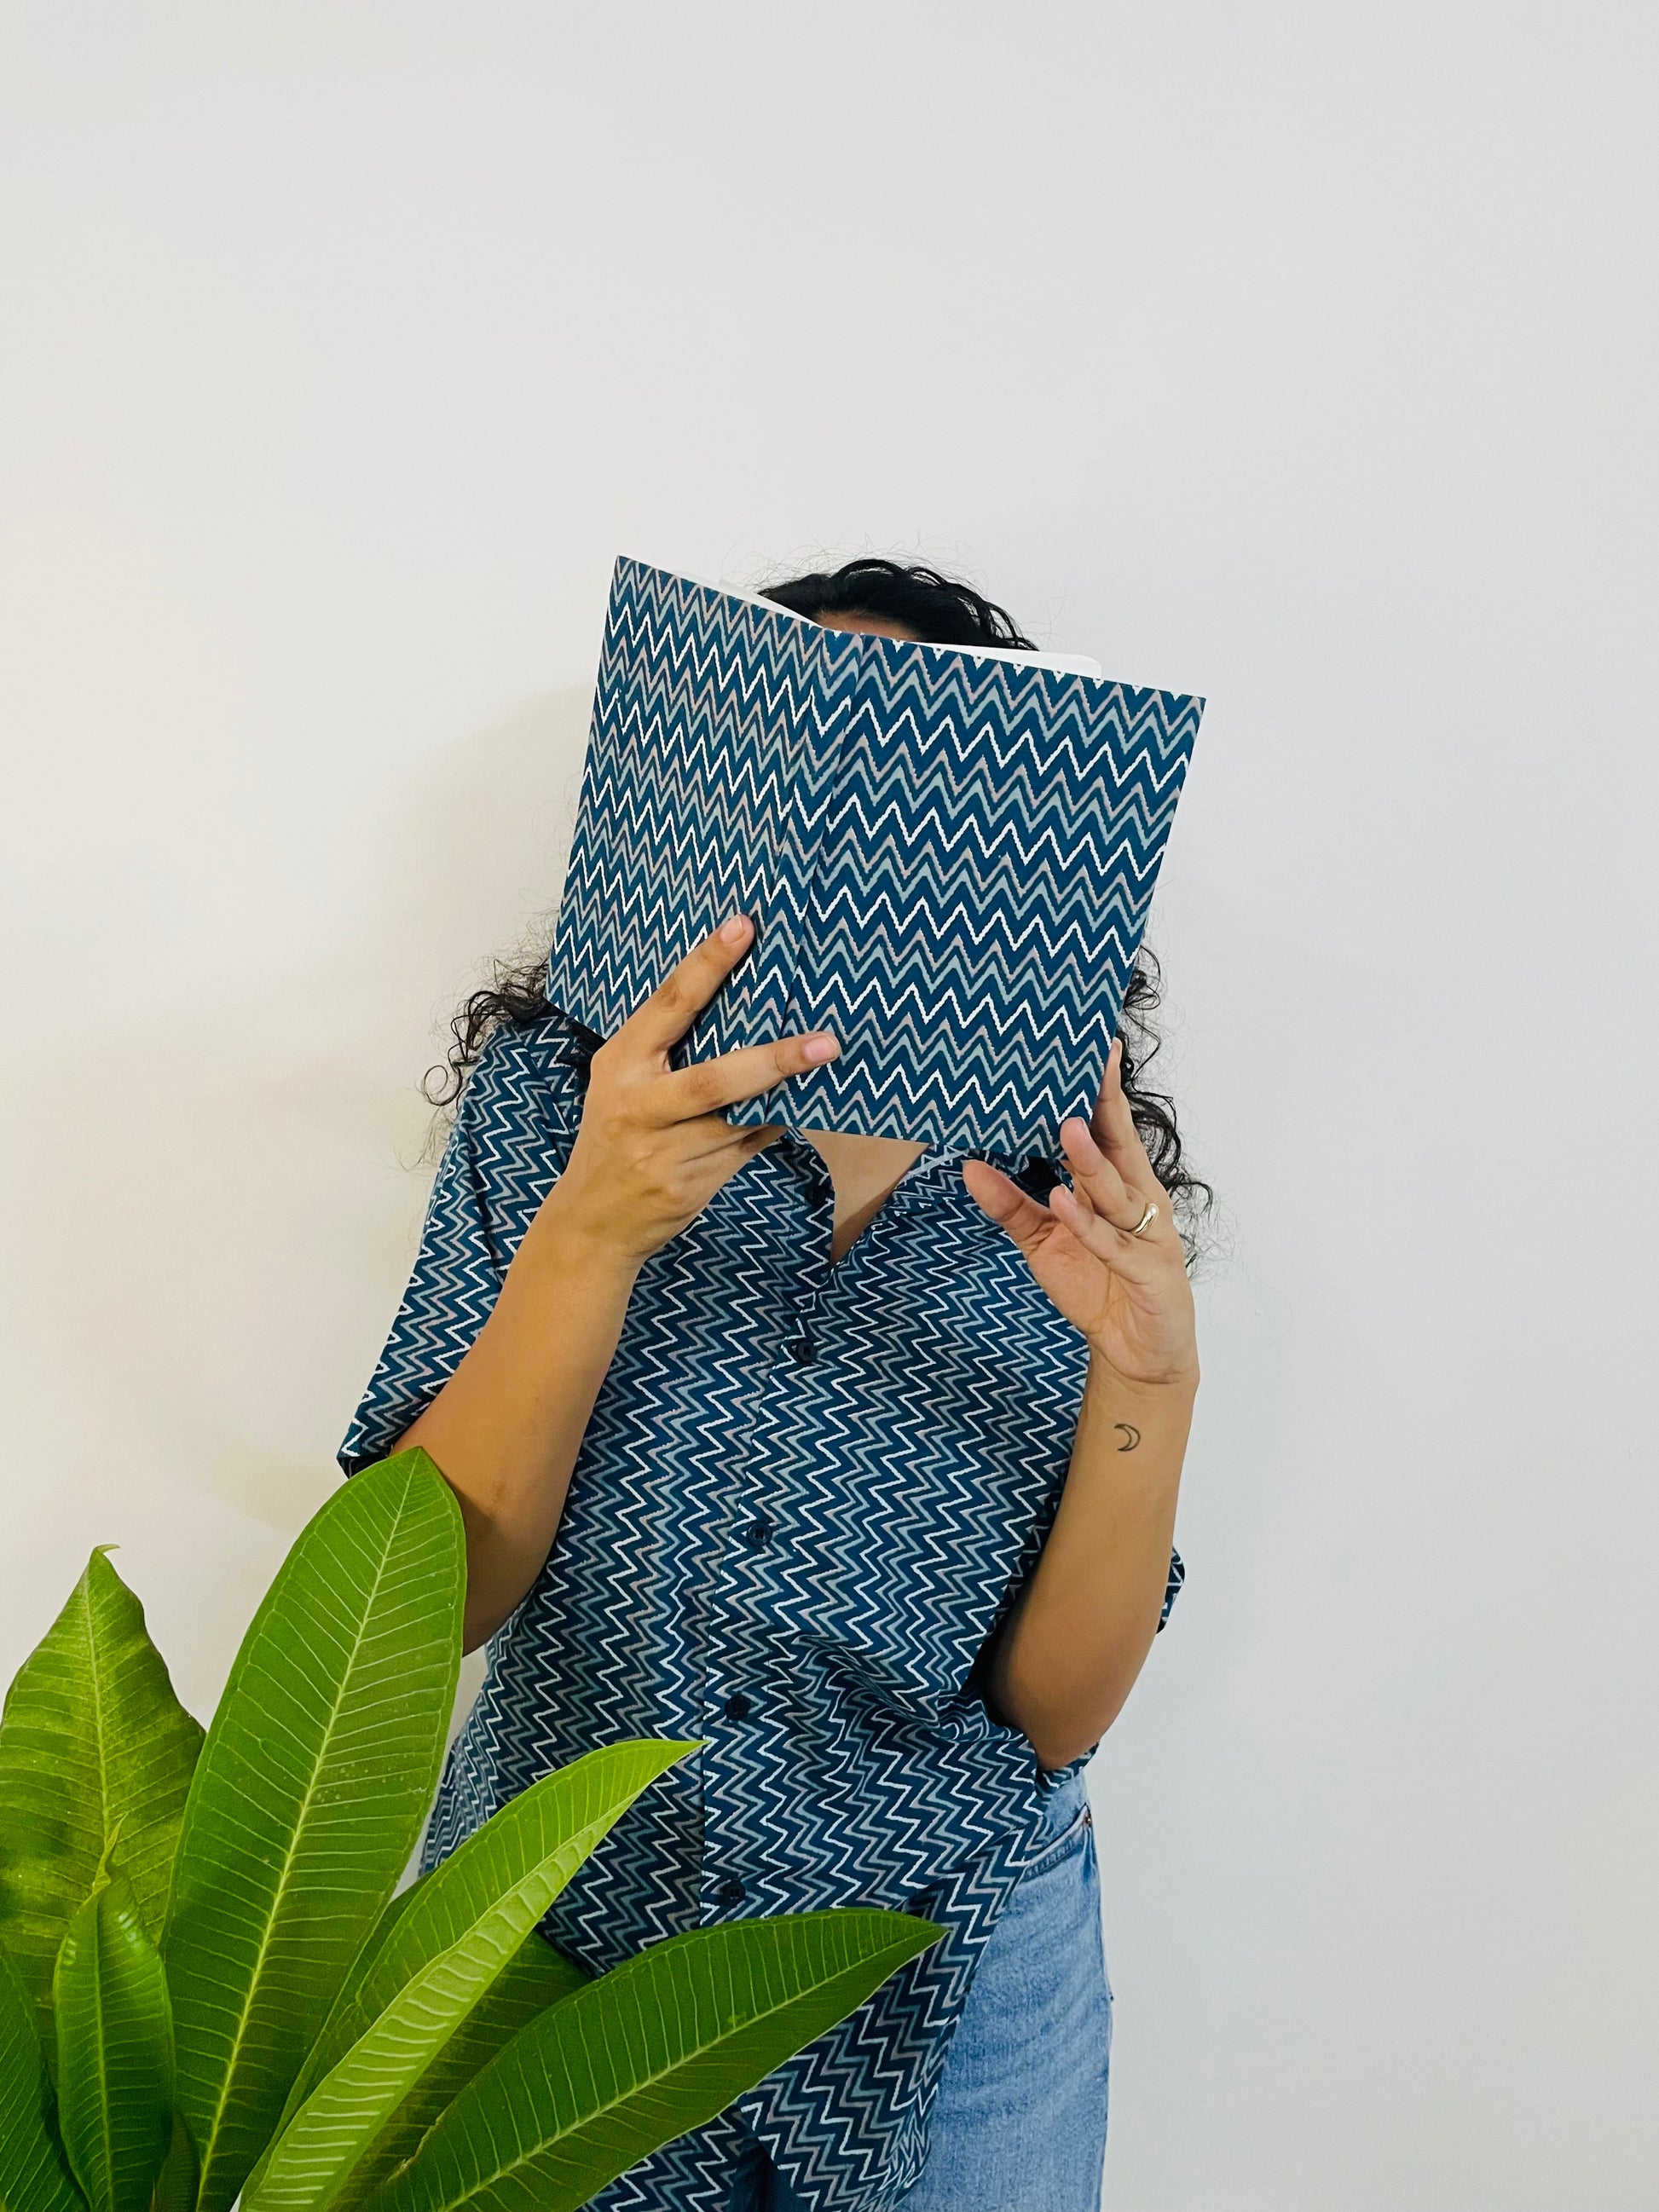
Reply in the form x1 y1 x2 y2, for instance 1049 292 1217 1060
548 910 841 1265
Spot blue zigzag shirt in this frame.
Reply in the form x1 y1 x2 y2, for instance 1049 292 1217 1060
339 1006 1182 2212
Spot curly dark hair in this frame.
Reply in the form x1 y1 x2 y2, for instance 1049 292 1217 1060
424 556 1214 1262
760 557 1039 650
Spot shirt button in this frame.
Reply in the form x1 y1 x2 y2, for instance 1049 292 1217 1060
715 1875 746 1908
723 1692 753 1721
742 1515 775 1551
789 1332 817 1364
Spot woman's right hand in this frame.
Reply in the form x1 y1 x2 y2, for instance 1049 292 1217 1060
549 912 840 1265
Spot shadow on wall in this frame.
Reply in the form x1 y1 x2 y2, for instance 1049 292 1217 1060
16 685 594 1534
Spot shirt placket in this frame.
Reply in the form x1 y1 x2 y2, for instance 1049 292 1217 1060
697 1132 834 1920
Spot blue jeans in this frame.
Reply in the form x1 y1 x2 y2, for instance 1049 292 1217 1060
737 1776 1112 2211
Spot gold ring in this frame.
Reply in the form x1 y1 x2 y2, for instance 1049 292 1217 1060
1127 1198 1159 1238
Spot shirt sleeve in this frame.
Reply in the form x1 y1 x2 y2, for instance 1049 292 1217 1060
1158 1545 1185 1632
337 1009 589 1479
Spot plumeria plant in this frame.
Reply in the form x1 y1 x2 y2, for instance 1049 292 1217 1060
0 1449 939 2212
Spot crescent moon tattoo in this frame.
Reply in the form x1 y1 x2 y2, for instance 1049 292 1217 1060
1114 1422 1141 1452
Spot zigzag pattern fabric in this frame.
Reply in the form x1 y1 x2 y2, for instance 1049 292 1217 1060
340 1013 1181 2210
546 558 1203 1156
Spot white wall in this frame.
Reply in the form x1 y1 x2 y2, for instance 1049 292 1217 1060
3 5 1654 2203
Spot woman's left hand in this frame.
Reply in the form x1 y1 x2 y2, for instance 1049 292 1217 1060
961 1037 1198 1389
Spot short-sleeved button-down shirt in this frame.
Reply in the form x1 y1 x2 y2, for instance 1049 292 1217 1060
340 1007 1181 2212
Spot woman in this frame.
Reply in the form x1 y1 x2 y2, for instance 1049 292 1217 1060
340 558 1209 2212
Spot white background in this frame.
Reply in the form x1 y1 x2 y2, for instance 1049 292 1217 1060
3 6 1655 2205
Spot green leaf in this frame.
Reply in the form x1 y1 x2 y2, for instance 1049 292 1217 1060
164 1450 465 2212
217 1807 432 2190
52 1868 174 2212
286 1744 688 2122
365 1909 945 2212
244 1739 692 2212
0 1548 203 2049
327 1879 426 2024
149 2110 196 2212
0 1943 83 2212
327 1932 586 2212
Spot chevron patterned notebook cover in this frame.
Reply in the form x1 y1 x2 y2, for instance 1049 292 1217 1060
546 556 1204 1155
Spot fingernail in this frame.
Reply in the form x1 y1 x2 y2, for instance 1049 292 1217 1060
801 1032 838 1062
720 914 749 944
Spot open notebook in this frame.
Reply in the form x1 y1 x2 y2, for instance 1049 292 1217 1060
546 557 1203 1154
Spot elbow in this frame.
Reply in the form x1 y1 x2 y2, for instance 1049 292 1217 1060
1023 1700 1123 1777
985 1668 1126 1776
980 1608 1152 1773
990 1643 1142 1773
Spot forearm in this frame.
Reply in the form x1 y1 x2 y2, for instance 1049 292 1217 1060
986 1354 1197 1770
394 1183 642 1652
